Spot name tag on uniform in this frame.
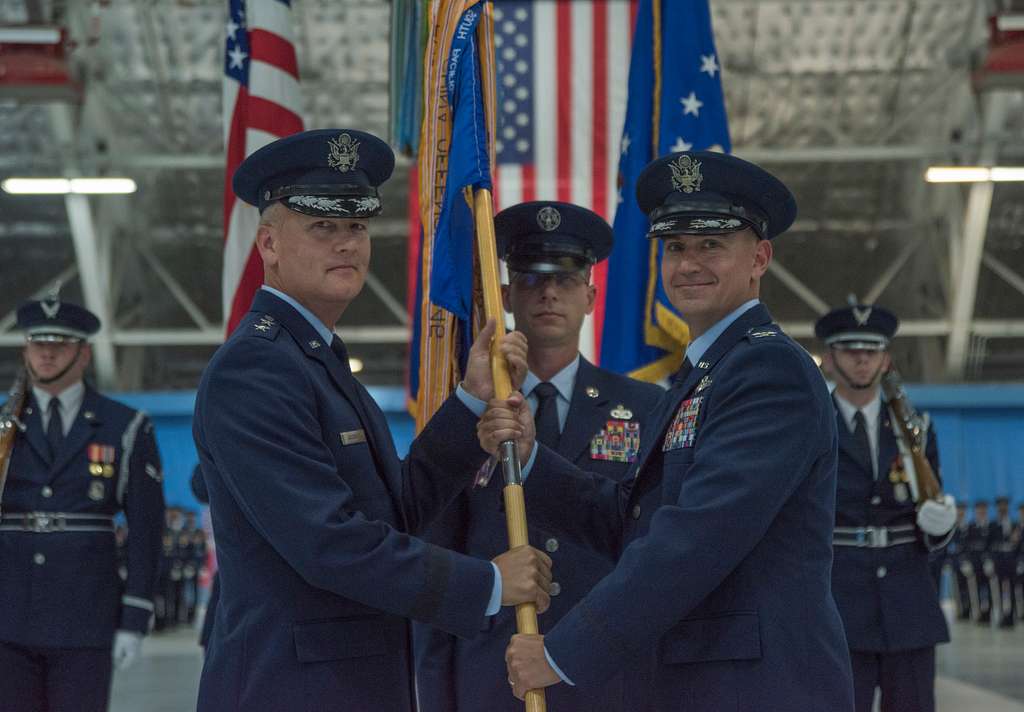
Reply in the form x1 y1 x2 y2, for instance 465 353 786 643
340 429 367 445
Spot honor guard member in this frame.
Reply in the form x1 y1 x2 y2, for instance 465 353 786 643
414 201 664 712
0 296 165 712
994 496 1017 627
966 500 999 624
950 502 974 619
493 152 855 711
815 304 956 712
193 129 553 712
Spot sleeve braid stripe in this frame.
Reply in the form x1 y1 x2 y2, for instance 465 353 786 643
117 411 148 505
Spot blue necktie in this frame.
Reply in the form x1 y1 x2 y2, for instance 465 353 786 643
533 382 561 450
853 410 873 477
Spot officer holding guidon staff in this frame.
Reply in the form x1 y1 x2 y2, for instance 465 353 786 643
193 128 553 712
816 303 956 712
0 293 165 712
483 151 855 711
415 200 663 712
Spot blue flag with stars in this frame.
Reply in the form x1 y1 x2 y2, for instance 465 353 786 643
601 0 730 381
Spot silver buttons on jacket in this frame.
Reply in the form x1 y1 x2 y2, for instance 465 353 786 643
41 486 53 498
876 566 887 579
33 553 46 565
545 538 559 553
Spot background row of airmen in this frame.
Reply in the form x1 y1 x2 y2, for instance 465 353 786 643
0 129 999 712
942 498 1024 628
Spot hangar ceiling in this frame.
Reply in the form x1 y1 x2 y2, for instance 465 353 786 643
1 0 1022 390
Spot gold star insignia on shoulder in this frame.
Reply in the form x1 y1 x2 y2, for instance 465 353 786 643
610 404 633 419
585 386 599 398
254 323 269 332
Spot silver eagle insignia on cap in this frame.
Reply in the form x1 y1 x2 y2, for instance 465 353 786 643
852 306 873 326
536 206 561 232
669 155 702 194
327 133 360 173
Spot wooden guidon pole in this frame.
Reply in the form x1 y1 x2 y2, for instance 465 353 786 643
473 188 546 712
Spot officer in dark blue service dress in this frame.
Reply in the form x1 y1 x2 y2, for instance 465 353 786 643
414 201 663 712
495 151 855 711
0 295 165 712
193 129 553 712
816 304 956 712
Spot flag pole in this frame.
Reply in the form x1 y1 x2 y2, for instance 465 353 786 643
473 187 547 712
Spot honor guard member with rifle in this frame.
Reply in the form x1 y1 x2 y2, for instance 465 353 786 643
490 152 855 711
966 500 999 624
815 303 956 712
0 295 165 712
414 201 663 712
193 129 553 712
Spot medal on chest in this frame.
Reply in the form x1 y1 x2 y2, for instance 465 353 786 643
591 406 640 462
88 443 116 479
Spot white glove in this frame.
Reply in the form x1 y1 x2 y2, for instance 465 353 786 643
112 630 143 671
916 494 956 536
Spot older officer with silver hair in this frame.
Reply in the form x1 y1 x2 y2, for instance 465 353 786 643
816 303 956 712
193 128 552 712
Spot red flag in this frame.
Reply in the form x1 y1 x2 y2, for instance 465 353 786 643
222 0 304 334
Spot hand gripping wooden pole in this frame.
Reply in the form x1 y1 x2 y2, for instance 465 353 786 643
473 187 547 712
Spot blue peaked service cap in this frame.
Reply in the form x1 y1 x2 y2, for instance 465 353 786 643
495 201 613 274
815 304 899 351
636 151 797 241
233 129 395 218
17 296 100 342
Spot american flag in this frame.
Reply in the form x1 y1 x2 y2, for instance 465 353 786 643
222 0 304 334
491 0 636 363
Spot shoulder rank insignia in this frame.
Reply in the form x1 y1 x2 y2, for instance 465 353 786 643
145 463 163 482
591 420 640 463
610 404 633 420
664 396 703 451
254 323 269 332
748 329 778 339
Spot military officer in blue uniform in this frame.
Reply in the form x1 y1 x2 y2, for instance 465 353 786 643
414 201 664 712
193 129 553 712
493 152 855 711
0 295 165 712
966 500 999 624
816 303 956 712
993 496 1017 627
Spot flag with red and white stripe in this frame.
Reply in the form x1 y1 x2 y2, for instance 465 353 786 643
222 0 304 334
491 0 635 363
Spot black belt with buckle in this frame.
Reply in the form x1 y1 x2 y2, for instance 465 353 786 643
833 525 917 548
0 512 115 533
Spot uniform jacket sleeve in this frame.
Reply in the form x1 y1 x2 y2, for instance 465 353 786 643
120 416 166 633
196 340 494 639
544 342 834 689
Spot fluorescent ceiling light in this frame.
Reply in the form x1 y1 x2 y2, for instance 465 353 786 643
991 167 1024 182
2 178 70 194
996 14 1024 32
924 167 991 183
69 178 137 194
2 177 137 194
0 26 61 44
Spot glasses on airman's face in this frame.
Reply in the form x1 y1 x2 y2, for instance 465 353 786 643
510 272 588 291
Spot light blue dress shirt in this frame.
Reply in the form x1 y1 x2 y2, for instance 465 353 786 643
683 298 761 367
521 356 580 432
260 286 505 615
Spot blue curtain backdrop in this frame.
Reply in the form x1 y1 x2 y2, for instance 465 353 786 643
8 384 1018 513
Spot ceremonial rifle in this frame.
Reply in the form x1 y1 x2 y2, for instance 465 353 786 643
880 368 942 504
474 187 546 712
0 368 29 512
